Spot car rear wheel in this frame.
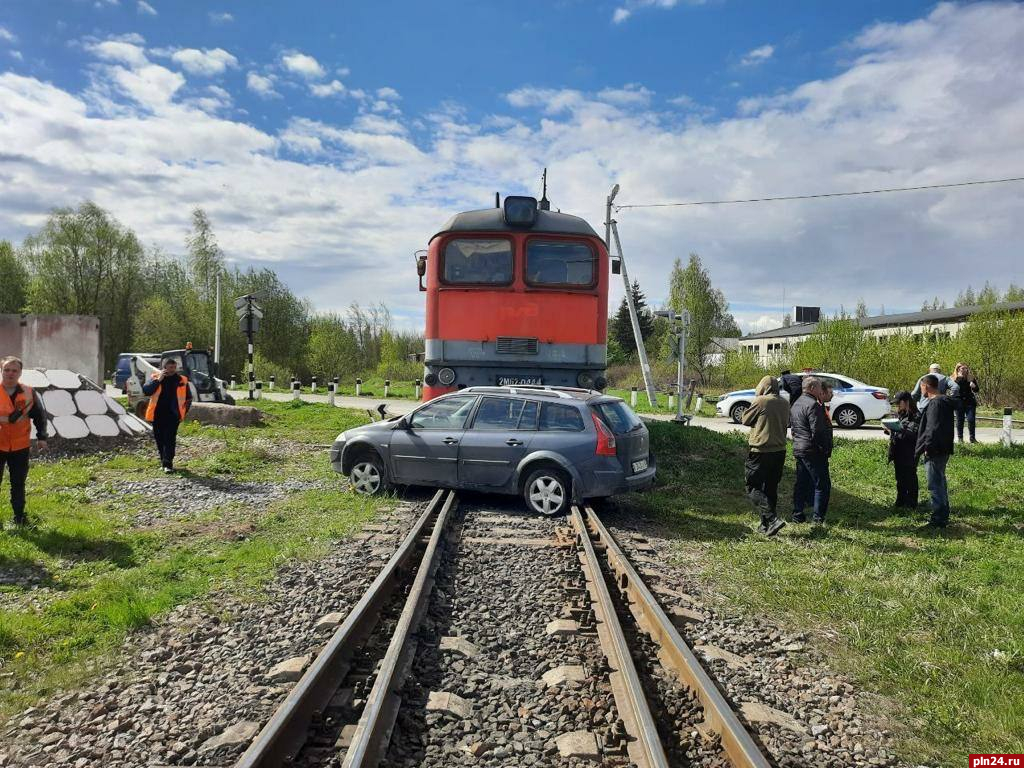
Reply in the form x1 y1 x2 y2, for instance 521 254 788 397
833 404 864 429
350 454 386 495
729 402 749 424
523 467 570 516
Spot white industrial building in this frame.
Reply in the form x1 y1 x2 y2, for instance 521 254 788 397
738 302 1024 364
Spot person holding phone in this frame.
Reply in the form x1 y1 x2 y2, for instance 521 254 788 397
141 357 192 473
0 356 49 529
884 391 921 508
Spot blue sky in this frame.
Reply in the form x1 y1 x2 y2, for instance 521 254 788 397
1 1 1022 332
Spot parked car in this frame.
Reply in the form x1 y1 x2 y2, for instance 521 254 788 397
715 372 890 428
330 386 656 515
113 352 159 392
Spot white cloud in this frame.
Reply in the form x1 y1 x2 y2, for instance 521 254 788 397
169 47 238 76
309 79 345 98
208 11 233 24
612 8 632 24
612 0 682 24
280 51 325 79
0 26 16 43
0 3 1021 330
10 50 23 61
246 72 278 98
376 86 400 101
597 84 653 106
137 1 157 15
741 44 775 66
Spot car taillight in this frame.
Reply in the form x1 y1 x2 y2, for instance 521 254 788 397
591 412 617 456
871 391 887 400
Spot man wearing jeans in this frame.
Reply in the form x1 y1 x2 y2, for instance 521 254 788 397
790 376 833 524
915 374 957 528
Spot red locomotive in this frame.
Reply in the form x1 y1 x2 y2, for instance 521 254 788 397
417 195 609 400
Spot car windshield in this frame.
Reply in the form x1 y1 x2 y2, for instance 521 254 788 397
592 400 642 433
408 395 478 429
186 353 210 375
443 239 513 284
525 240 595 286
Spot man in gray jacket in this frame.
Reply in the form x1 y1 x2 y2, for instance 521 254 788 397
790 376 833 524
911 363 959 409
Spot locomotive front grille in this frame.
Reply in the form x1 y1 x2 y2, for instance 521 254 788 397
496 336 539 355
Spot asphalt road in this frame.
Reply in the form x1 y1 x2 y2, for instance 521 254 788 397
225 389 1021 445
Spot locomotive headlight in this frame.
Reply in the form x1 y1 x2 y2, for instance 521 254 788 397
503 196 538 227
577 372 595 389
438 367 457 386
424 373 438 386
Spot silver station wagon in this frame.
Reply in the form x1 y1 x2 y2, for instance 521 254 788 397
329 386 656 515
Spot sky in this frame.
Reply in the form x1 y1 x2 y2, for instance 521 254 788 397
0 1 1022 334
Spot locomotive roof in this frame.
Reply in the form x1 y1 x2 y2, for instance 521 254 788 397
429 207 602 242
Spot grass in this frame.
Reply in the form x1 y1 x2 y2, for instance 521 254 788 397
624 422 1024 765
0 400 388 720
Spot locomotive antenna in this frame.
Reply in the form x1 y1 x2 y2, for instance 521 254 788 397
539 167 551 210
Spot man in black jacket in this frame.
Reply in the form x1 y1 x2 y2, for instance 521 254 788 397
790 376 833 524
779 370 804 408
915 374 957 527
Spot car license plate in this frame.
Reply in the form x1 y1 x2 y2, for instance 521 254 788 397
497 375 543 386
632 458 648 473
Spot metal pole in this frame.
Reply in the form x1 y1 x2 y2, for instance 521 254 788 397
246 297 255 401
214 273 221 365
608 217 657 406
677 317 685 421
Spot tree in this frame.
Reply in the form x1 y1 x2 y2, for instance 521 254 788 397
977 281 1000 305
1005 283 1024 303
855 299 868 319
955 286 977 307
186 208 224 301
610 280 654 356
0 241 29 313
782 313 793 327
667 254 741 383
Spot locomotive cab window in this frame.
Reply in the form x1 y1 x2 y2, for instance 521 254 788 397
525 240 595 287
442 239 513 285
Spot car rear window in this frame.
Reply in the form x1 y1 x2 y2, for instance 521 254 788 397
591 401 642 433
539 402 584 431
472 397 537 430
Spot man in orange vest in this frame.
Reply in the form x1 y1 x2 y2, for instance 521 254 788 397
0 356 48 529
142 357 192 473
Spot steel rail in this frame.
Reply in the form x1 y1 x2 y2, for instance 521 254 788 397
235 489 449 768
582 506 772 768
570 506 670 768
341 489 457 768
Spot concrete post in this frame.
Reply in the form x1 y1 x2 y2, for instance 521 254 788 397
328 382 336 407
1003 407 1013 448
630 387 638 408
255 381 262 400
355 377 362 397
384 379 391 398
695 394 704 414
333 376 339 387
268 375 275 391
229 375 236 389
668 392 675 410
415 379 422 399
292 380 301 401
311 376 317 394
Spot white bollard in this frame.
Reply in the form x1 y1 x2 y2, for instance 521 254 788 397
1003 407 1013 448
630 387 638 408
292 380 301 401
668 393 675 410
311 376 317 394
255 381 262 400
695 395 704 414
328 382 336 407
268 375 275 391
384 379 390 398
229 375 236 389
415 379 422 399
355 378 362 397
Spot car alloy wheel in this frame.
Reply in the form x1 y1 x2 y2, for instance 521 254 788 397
730 403 749 424
834 405 862 428
350 460 383 495
524 469 569 516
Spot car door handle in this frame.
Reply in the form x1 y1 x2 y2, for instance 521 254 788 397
443 437 459 445
505 438 524 446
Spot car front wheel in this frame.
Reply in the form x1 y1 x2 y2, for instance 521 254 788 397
833 404 864 429
523 467 570 516
730 402 749 424
350 454 386 495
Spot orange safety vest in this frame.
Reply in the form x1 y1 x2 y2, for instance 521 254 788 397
0 384 35 453
144 373 190 423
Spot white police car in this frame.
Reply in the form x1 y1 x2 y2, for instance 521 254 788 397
715 372 890 428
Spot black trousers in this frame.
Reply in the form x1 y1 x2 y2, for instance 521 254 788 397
152 415 181 468
894 462 918 508
0 448 30 520
744 450 786 523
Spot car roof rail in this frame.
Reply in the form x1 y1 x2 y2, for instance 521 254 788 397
461 385 586 399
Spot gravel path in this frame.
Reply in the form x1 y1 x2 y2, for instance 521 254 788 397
0 504 420 768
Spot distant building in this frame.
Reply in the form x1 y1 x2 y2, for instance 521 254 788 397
705 336 740 367
738 302 1024 364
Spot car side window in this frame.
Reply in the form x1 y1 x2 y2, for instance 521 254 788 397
539 403 585 431
472 397 531 430
408 395 477 430
517 401 538 430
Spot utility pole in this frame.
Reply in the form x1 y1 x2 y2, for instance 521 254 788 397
606 184 657 406
234 293 264 401
214 273 222 365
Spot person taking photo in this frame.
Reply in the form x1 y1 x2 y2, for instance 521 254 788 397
0 356 49 529
884 391 921 508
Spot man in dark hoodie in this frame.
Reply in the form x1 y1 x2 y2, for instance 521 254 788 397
741 375 789 536
779 370 804 407
790 376 832 524
915 374 957 527
885 391 920 508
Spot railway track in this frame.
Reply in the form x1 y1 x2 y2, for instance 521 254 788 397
232 492 771 768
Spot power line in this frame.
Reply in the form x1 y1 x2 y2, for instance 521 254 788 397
614 175 1024 211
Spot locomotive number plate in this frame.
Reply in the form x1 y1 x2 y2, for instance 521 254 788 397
497 375 543 386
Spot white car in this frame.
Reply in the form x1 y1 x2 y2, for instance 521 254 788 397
715 372 890 429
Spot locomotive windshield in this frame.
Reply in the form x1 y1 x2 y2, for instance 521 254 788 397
443 238 513 284
525 240 595 286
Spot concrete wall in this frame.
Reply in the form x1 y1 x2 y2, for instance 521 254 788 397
0 314 103 383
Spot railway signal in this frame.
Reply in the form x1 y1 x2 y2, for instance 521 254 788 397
656 308 691 423
235 294 264 401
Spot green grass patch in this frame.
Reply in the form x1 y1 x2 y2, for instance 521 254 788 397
628 423 1024 765
0 401 388 720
